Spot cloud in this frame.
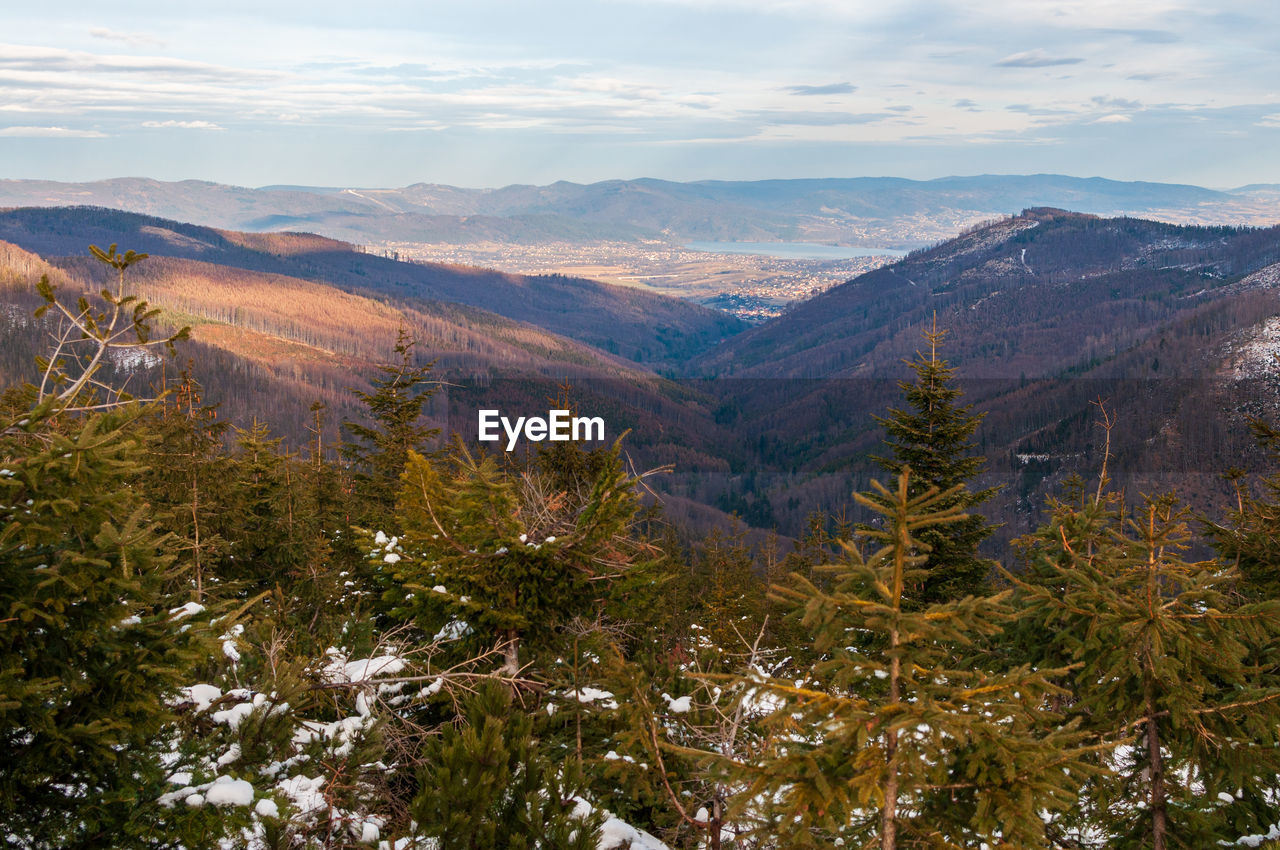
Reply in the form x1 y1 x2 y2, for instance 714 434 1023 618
1094 28 1180 44
1093 114 1132 123
749 109 889 126
953 98 978 108
89 27 165 49
570 77 663 101
0 44 277 81
142 120 223 130
0 125 106 137
1092 95 1141 110
995 49 1085 68
784 82 856 96
1006 103 1078 116
1257 114 1280 128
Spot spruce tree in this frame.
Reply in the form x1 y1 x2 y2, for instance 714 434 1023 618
752 471 1089 849
141 368 230 602
609 617 778 850
0 246 211 848
1009 489 1280 849
223 420 309 594
384 439 652 676
1207 419 1280 602
689 526 767 650
0 408 217 849
872 317 996 605
342 329 437 521
412 682 603 849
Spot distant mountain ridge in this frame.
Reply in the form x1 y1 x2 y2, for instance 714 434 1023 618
1 174 1274 248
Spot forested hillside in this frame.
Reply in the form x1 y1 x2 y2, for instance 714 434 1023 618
0 206 744 365
6 206 1280 545
0 239 755 512
685 209 1280 537
7 242 1280 848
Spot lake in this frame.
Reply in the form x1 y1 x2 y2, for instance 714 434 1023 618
685 241 909 260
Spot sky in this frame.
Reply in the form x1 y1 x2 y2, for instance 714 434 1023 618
1 0 1277 189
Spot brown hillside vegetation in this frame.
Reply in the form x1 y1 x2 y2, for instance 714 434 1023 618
0 240 744 487
0 206 745 365
53 253 667 380
217 229 349 256
0 241 73 292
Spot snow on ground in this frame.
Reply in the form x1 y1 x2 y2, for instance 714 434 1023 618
1228 315 1280 380
108 346 163 371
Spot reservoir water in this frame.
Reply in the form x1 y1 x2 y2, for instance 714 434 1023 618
685 241 909 260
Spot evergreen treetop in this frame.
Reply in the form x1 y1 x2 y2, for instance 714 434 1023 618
382 437 657 676
752 470 1091 850
342 328 439 520
871 316 996 605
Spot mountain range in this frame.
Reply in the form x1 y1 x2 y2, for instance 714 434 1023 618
1 174 1275 248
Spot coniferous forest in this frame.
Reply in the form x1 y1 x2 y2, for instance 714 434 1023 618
9 241 1280 850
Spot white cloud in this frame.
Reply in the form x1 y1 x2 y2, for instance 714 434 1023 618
142 120 223 130
995 49 1084 68
88 27 166 49
0 2 1275 185
0 125 106 137
569 77 663 101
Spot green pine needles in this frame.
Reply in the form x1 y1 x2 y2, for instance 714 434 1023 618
754 470 1093 850
1009 487 1280 849
873 316 997 605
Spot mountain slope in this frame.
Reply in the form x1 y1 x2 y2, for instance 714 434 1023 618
696 209 1280 379
678 210 1280 538
6 204 1280 545
0 206 743 365
0 235 753 491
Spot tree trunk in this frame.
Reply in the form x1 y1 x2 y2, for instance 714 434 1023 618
499 630 520 676
1143 513 1167 850
882 628 900 850
1146 704 1167 850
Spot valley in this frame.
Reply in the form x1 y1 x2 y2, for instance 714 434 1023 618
7 193 1280 849
375 238 894 322
3 174 1276 324
3 202 1280 547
